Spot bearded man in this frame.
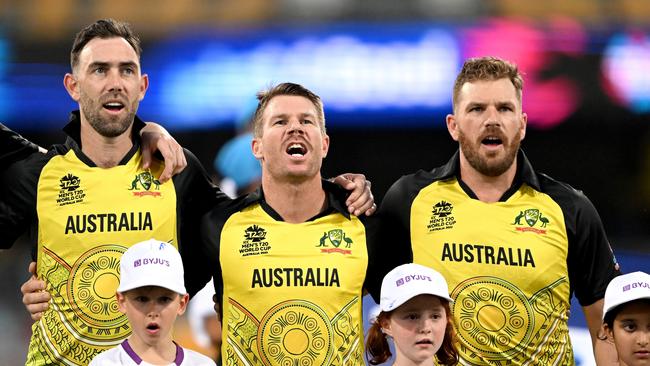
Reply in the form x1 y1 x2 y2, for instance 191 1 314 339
376 56 620 365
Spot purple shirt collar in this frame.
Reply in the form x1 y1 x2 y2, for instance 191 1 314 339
121 339 185 365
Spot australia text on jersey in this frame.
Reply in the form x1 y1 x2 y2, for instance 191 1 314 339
441 242 535 267
65 212 153 234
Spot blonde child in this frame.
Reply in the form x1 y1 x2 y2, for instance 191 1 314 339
90 240 216 366
366 263 458 366
603 271 650 366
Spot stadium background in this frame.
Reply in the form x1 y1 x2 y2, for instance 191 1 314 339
0 0 649 364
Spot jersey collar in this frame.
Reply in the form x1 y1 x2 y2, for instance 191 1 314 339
434 149 541 200
121 339 185 365
62 110 145 167
246 179 352 222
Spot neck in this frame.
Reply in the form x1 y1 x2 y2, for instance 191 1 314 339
459 155 518 203
79 119 133 168
127 335 177 365
392 353 435 366
262 174 326 223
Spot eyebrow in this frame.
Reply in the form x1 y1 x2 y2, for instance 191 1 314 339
465 101 516 110
87 61 138 69
270 112 316 120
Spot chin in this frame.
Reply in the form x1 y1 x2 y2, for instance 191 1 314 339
285 168 318 180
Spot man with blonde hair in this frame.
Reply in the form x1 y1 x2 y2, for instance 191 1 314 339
202 82 394 366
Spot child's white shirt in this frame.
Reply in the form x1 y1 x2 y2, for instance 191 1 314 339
89 340 216 366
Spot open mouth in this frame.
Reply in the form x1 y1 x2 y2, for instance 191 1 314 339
286 143 307 157
482 136 503 146
415 339 433 345
103 101 125 112
146 323 160 332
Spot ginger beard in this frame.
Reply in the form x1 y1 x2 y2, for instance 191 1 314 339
458 125 521 177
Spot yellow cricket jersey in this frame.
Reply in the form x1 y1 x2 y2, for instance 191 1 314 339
202 181 386 366
378 150 619 366
0 112 222 365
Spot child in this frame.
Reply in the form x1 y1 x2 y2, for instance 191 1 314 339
366 263 458 366
602 271 650 366
90 239 216 366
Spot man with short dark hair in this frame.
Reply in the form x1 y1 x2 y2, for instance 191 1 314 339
377 56 620 365
1 18 228 365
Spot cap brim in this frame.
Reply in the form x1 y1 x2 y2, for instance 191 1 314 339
381 291 453 312
604 295 650 320
117 279 186 295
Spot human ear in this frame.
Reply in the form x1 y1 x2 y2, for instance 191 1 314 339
520 112 528 141
116 292 127 314
446 114 459 142
379 317 393 338
321 134 329 158
603 323 615 343
138 73 149 101
177 293 190 316
252 137 263 160
63 73 80 101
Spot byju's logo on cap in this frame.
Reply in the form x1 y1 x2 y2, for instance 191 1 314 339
396 274 433 287
623 281 650 292
133 258 170 267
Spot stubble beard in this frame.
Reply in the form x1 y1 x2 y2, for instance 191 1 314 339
80 91 136 138
458 129 521 177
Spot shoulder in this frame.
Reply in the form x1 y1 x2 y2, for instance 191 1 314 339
0 123 40 166
174 148 209 179
173 148 229 205
89 346 122 365
322 179 352 214
181 348 217 366
202 192 255 224
2 145 62 192
536 172 599 217
182 148 202 167
381 168 444 211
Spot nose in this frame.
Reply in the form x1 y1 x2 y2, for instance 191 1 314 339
638 331 650 346
419 318 433 334
147 308 160 318
485 106 501 127
287 119 305 134
106 69 123 93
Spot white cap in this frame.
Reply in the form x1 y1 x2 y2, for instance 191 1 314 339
380 263 452 312
117 239 186 295
603 271 650 320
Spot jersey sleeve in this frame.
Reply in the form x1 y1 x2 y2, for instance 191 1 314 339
0 152 44 249
565 190 620 306
174 148 230 297
200 195 250 318
366 176 415 302
0 123 40 168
